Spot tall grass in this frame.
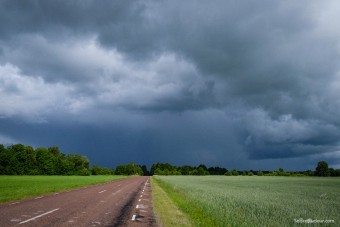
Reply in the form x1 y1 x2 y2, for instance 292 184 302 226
154 176 340 226
0 175 126 203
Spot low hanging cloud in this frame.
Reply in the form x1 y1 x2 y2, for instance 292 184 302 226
243 109 340 159
0 0 340 169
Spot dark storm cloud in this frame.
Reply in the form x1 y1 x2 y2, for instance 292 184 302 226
243 109 340 160
0 1 140 37
1 0 340 169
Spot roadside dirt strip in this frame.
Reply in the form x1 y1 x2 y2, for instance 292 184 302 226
0 176 157 227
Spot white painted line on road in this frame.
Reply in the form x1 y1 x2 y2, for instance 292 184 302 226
140 195 143 198
138 199 141 202
10 219 21 222
9 202 20 205
98 190 107 193
137 204 147 209
112 189 121 195
19 208 60 224
34 196 44 200
136 205 139 208
131 214 136 221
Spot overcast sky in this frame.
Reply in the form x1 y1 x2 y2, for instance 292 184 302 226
1 0 340 170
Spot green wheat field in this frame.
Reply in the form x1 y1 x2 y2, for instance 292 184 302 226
154 176 340 227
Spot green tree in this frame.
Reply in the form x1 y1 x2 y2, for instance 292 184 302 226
315 161 330 177
115 162 143 175
0 145 16 174
67 154 90 175
197 164 208 171
48 146 61 156
9 144 26 174
22 146 38 175
269 171 278 176
196 167 209 175
91 165 111 175
150 162 176 175
141 165 149 176
0 145 5 174
36 147 56 175
0 144 4 153
115 165 127 175
224 171 232 176
329 168 335 177
208 166 228 175
231 169 239 176
179 165 194 175
335 169 340 176
91 165 101 175
60 158 75 175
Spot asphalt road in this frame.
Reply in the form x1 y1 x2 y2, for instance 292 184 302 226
0 176 156 227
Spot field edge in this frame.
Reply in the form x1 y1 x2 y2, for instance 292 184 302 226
151 177 192 227
152 176 217 227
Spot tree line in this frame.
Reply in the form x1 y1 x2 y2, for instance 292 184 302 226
0 144 90 175
150 161 340 177
0 143 148 176
1 143 339 177
150 163 226 176
92 162 149 176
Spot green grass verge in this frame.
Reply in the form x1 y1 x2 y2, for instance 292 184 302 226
154 176 340 227
0 175 127 203
151 177 192 227
152 176 216 226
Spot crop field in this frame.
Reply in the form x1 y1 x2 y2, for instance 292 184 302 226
0 175 126 203
153 176 340 226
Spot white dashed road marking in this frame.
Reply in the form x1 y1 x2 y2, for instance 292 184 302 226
19 208 60 224
10 219 21 222
98 190 107 194
9 202 20 205
131 214 136 221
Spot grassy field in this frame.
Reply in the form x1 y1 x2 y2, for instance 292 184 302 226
0 175 126 203
153 176 340 226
